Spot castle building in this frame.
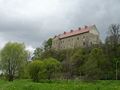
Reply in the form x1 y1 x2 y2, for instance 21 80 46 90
52 25 100 50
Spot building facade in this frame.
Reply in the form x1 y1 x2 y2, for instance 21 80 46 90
52 25 100 50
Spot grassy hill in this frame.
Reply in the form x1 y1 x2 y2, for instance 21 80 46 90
0 80 120 90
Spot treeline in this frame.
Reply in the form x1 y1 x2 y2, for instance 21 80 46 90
0 24 120 82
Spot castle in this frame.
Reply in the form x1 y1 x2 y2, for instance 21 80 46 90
52 25 100 50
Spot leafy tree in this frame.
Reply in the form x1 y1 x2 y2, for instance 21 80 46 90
57 49 70 62
0 42 28 81
28 60 45 82
61 49 74 79
84 48 106 80
71 48 88 78
32 48 43 60
44 38 52 51
44 57 61 81
41 49 58 59
18 62 30 79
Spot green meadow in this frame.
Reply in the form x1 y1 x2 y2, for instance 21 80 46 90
0 80 120 90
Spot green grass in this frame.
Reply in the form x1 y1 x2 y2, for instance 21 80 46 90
0 79 120 90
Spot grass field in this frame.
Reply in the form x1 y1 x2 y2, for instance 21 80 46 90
0 80 120 90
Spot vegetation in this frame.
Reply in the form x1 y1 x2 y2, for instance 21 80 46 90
83 48 106 80
28 60 45 82
0 80 120 90
0 42 28 81
30 24 120 81
28 58 61 82
0 24 120 90
32 48 43 60
44 58 61 80
44 38 52 51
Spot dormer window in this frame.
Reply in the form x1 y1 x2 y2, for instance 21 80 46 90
70 30 73 32
64 32 66 34
85 25 88 29
79 27 81 30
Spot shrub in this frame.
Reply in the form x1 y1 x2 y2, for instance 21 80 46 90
44 57 61 81
28 60 45 82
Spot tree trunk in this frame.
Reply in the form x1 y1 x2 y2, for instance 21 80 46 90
8 75 14 81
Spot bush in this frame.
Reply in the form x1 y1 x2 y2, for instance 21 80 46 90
28 60 45 82
44 57 61 80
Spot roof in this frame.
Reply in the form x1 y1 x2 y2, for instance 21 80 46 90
54 25 95 39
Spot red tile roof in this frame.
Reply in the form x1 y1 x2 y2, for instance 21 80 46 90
55 25 94 39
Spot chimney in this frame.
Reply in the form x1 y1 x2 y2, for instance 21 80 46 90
64 31 66 34
70 29 73 32
79 27 81 30
85 25 88 29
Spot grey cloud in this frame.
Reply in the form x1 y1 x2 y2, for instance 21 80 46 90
0 0 120 48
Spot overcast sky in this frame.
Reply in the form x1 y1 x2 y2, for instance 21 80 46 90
0 0 120 51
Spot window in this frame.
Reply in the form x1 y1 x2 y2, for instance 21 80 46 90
83 36 85 39
91 42 92 45
77 37 79 40
83 42 85 45
61 40 64 44
68 39 70 41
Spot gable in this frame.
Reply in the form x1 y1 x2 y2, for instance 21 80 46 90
89 25 99 35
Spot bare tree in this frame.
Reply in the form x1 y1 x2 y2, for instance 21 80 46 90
107 24 120 46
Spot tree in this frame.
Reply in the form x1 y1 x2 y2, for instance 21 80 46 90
44 57 61 81
106 24 120 58
61 49 74 79
71 48 88 78
44 38 52 51
32 48 43 60
28 60 45 82
84 48 106 80
105 24 120 79
0 42 28 81
41 49 59 59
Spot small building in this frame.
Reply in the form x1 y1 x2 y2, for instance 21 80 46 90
52 25 101 50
